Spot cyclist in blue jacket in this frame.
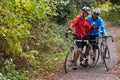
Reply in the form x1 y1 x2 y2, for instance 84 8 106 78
87 7 107 63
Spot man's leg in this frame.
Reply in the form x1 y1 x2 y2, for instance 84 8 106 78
72 48 82 70
92 37 99 64
88 35 97 64
74 48 82 62
72 36 82 69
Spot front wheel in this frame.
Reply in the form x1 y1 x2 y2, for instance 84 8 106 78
100 40 106 64
64 46 76 73
104 46 111 71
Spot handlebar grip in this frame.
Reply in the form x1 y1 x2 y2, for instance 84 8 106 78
66 33 68 38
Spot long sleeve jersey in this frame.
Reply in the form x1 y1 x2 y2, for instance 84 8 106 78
69 15 91 37
88 15 107 36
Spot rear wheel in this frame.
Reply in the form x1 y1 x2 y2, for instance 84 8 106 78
87 45 100 67
64 46 76 73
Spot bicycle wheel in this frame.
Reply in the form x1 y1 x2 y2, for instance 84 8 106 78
64 46 76 73
104 46 111 71
87 45 100 67
100 40 106 64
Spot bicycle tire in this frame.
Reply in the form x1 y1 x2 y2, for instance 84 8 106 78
64 46 76 73
104 46 111 71
100 40 106 64
88 46 100 67
100 40 111 71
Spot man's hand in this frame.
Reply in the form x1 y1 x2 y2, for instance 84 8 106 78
91 22 95 27
104 36 107 40
91 22 95 30
67 29 72 33
66 29 72 38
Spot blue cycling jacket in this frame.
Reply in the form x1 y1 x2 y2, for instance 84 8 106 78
88 15 107 36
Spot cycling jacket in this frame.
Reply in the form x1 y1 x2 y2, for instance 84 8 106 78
88 15 107 36
69 15 91 37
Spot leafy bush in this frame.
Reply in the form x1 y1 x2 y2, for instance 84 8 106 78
51 0 76 24
0 59 32 80
0 0 72 79
99 2 120 24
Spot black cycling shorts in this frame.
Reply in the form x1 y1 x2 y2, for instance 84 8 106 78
88 35 98 43
75 35 87 48
87 35 99 48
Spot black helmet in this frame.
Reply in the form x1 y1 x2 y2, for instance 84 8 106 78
82 6 91 14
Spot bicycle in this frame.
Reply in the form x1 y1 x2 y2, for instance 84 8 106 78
99 35 114 71
64 32 100 73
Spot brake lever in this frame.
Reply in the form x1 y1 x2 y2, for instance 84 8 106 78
111 36 114 42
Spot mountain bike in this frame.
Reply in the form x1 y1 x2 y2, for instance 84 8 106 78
64 32 100 73
99 35 114 71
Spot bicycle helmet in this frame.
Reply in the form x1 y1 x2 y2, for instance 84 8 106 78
82 6 91 14
93 7 101 16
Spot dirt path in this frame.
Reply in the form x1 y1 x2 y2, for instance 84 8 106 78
53 21 120 80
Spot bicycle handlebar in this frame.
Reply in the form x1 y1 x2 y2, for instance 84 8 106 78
66 32 114 42
107 36 114 42
66 32 82 39
97 36 114 42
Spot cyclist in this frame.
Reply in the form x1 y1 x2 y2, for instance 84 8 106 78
67 6 92 69
87 7 107 63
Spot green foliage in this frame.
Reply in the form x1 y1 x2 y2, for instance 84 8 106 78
0 0 71 79
0 0 59 59
98 1 120 24
0 0 31 56
109 0 120 5
0 59 31 80
51 0 76 24
76 0 94 9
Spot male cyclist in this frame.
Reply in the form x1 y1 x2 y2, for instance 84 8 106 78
87 7 107 63
67 6 92 69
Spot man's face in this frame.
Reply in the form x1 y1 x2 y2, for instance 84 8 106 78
93 15 98 19
82 11 88 17
93 12 99 19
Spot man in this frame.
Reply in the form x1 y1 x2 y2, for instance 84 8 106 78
67 6 91 69
87 7 107 63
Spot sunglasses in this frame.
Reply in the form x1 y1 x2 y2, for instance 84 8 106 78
93 12 100 16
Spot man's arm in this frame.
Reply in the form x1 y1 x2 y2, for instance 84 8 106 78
100 18 107 36
68 16 79 30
